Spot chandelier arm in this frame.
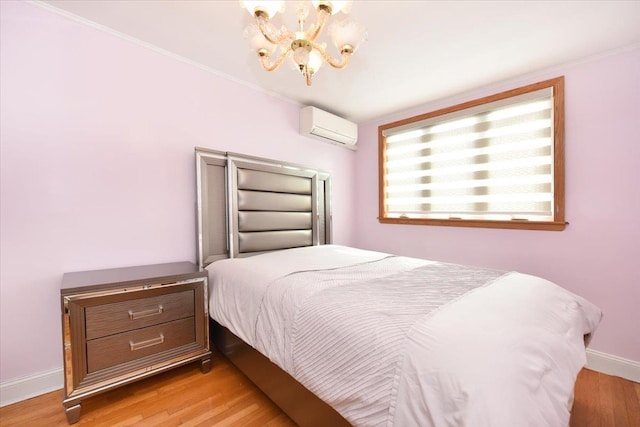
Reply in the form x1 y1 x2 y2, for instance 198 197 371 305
311 42 353 69
305 7 330 42
259 47 291 72
256 16 295 45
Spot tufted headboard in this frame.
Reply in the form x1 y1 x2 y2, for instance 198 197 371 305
195 148 332 268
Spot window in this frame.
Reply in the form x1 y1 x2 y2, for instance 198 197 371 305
378 77 565 231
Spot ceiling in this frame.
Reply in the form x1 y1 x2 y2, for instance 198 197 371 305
38 1 640 123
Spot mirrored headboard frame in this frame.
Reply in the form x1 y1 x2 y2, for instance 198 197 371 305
195 148 332 269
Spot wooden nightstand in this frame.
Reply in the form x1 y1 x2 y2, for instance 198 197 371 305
60 262 211 424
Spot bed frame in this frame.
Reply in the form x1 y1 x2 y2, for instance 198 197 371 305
195 148 350 426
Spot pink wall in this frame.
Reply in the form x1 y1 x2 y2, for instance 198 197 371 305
0 1 356 383
355 47 640 362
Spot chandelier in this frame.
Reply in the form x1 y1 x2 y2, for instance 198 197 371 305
240 1 367 86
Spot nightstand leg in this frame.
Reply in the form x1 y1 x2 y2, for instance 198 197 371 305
201 357 211 373
64 403 81 424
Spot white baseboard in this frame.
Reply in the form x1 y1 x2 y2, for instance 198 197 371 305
586 349 640 382
0 368 63 407
1 350 636 407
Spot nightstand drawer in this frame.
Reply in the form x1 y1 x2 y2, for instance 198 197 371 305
85 290 195 339
86 317 196 372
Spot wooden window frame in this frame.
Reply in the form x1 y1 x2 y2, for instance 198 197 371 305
378 77 566 231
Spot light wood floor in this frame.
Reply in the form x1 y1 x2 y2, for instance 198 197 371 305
1 351 638 426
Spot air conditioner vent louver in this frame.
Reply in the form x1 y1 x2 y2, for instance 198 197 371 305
299 106 357 148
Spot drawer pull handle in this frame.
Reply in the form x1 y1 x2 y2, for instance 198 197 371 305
128 305 163 320
129 334 164 351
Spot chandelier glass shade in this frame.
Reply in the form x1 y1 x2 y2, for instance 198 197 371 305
240 1 367 86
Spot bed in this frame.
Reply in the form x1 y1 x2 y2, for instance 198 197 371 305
194 148 602 427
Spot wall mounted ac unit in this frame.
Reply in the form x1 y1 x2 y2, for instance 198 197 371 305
299 106 357 148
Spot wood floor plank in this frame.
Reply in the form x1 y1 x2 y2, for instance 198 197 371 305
569 369 590 427
572 367 602 427
0 358 637 427
599 370 617 427
623 377 640 427
612 373 631 427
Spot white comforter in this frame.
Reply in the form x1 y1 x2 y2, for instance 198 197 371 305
207 245 602 427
